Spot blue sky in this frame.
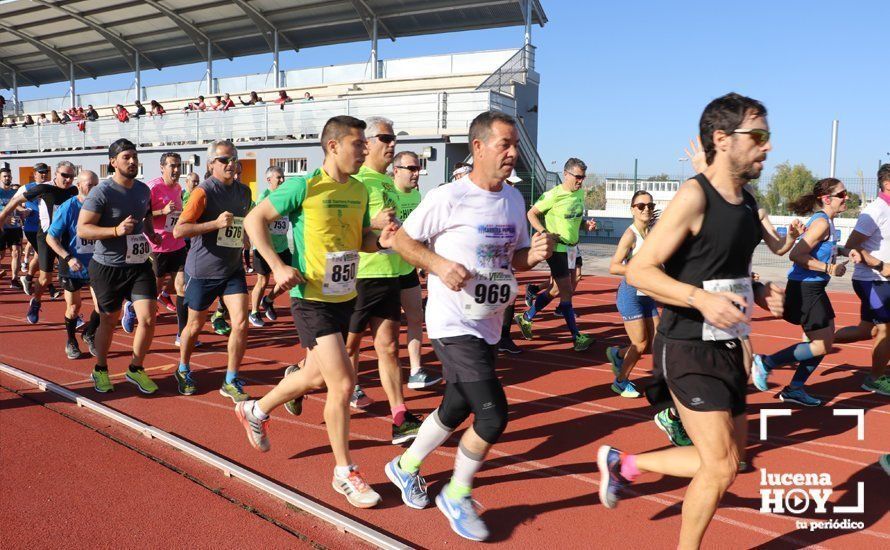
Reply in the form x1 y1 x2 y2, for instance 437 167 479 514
9 0 889 178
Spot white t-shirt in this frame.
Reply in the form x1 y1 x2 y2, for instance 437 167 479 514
852 197 890 282
402 176 531 344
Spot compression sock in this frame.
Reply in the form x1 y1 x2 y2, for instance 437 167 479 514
524 291 553 320
399 409 453 473
64 316 77 344
763 343 816 370
789 355 825 388
84 311 100 337
448 442 484 498
560 301 580 337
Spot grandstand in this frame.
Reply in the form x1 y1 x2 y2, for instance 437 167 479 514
0 0 556 202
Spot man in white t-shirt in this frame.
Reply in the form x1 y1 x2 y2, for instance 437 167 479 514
382 111 553 542
841 163 890 396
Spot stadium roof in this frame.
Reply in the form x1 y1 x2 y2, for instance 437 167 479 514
0 0 547 89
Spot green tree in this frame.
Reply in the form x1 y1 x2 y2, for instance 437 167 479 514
646 173 672 181
840 191 863 218
769 162 817 214
584 180 606 210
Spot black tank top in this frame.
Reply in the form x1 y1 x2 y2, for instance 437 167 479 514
657 174 761 340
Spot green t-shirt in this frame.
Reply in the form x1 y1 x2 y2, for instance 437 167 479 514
533 185 585 253
355 165 402 278
395 186 422 275
267 168 370 302
257 188 289 253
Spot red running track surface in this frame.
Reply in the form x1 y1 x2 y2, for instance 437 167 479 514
0 270 887 549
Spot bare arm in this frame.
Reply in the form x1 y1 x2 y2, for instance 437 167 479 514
788 217 844 276
846 230 886 273
361 227 382 253
608 228 636 276
0 193 27 227
526 206 547 234
392 227 443 275
77 208 123 240
44 233 70 259
511 232 554 272
174 216 225 239
244 200 304 292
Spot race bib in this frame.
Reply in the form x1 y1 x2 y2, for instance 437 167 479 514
216 217 245 248
701 277 753 341
460 269 518 320
125 234 150 264
75 237 95 255
164 211 181 233
322 250 359 296
269 218 289 236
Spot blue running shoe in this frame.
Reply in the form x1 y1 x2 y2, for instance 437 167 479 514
597 445 629 509
524 283 539 309
606 346 623 378
778 386 822 407
435 487 489 542
385 456 429 509
121 301 136 334
751 354 770 392
611 378 641 398
26 297 40 324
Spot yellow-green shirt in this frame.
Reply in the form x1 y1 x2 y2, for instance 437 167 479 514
355 165 402 278
267 168 370 302
533 185 585 253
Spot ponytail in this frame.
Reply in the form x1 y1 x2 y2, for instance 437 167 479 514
787 178 841 216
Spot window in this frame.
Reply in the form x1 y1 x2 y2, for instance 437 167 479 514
100 163 143 179
270 157 308 176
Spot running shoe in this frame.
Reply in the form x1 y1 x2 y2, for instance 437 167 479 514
48 284 62 300
385 455 429 509
174 335 203 348
435 486 489 541
261 295 278 321
611 378 640 398
606 346 623 377
596 445 629 509
514 313 533 340
392 411 423 445
751 354 771 391
81 331 97 358
248 311 265 328
157 291 176 313
778 386 822 407
654 408 692 446
407 368 442 389
350 385 373 409
65 340 81 360
91 368 113 393
26 297 40 324
235 400 270 452
211 311 231 336
497 336 522 354
220 378 249 403
524 283 539 309
20 275 32 296
10 277 23 290
121 301 136 334
173 369 197 396
862 375 890 396
573 333 593 352
75 314 85 330
125 368 158 394
880 454 890 476
332 469 382 509
283 364 305 416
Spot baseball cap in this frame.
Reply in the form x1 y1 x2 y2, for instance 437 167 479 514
33 162 50 173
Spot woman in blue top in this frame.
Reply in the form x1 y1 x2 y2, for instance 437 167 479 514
752 178 850 406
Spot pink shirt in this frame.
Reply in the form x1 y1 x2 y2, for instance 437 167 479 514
147 176 186 253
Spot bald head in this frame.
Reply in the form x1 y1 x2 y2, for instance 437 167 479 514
77 170 99 197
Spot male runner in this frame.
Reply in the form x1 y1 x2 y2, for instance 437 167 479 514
0 168 24 287
392 150 442 388
173 140 253 401
14 162 48 295
77 139 161 394
235 115 392 508
385 111 553 541
516 158 597 351
0 161 78 324
45 171 101 360
345 116 422 444
249 166 291 328
597 93 784 550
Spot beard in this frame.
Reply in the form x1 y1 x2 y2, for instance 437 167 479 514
732 156 763 182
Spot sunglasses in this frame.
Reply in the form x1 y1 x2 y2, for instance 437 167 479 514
213 156 237 165
632 203 656 211
35 170 50 175
372 134 397 144
567 172 586 181
826 190 848 200
58 172 76 179
396 165 421 172
732 128 771 146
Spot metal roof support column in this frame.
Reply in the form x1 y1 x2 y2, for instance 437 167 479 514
69 62 76 109
134 52 141 101
524 0 532 46
370 17 379 79
12 72 19 116
273 31 280 88
206 41 213 94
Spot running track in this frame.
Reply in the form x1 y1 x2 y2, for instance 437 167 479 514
1 270 887 548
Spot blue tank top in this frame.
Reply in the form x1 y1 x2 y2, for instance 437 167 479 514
22 182 40 232
787 211 837 282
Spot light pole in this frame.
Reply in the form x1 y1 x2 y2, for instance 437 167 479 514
678 157 689 181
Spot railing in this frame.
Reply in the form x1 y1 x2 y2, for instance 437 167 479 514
0 90 514 154
476 44 535 95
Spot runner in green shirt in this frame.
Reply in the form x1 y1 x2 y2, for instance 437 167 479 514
248 166 293 327
516 158 597 351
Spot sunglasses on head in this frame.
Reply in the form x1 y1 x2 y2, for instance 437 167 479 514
632 202 656 211
213 156 237 165
396 165 421 172
826 190 848 200
732 128 771 146
372 134 397 144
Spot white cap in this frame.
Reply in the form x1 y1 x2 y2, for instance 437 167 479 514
452 165 472 179
506 169 522 184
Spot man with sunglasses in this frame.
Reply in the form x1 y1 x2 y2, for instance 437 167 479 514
598 93 785 549
174 140 253 401
345 117 424 444
0 161 79 324
517 158 597 352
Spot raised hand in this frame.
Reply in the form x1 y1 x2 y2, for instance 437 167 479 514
788 218 804 239
684 136 707 174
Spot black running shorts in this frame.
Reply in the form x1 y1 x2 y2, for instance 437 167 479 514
546 251 570 278
89 260 157 313
290 297 356 349
253 249 292 276
783 279 835 332
151 247 188 278
431 334 498 383
348 277 401 333
37 233 57 273
398 269 420 290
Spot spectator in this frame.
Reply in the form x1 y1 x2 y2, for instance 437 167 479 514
220 93 235 111
22 115 34 127
133 100 146 118
72 107 85 121
37 113 49 125
85 105 99 121
238 91 263 106
302 91 314 101
149 100 166 117
184 96 206 112
113 104 130 123
59 110 71 124
210 95 223 110
50 110 61 123
274 90 292 110
5 116 17 128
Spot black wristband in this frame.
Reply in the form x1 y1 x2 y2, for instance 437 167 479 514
376 237 389 250
63 254 73 264
876 261 885 273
